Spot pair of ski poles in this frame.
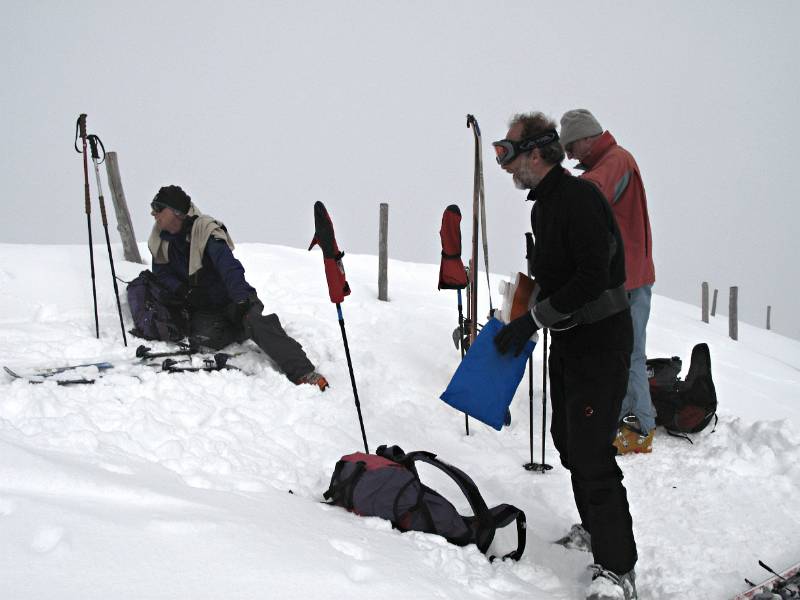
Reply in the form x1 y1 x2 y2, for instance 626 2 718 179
74 114 127 346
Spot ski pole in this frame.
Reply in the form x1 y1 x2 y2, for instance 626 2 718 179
88 134 127 346
522 229 552 472
457 288 469 436
540 328 552 470
75 114 100 338
524 328 552 472
337 303 369 454
527 354 534 465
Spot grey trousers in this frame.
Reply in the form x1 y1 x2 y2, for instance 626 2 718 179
189 302 314 382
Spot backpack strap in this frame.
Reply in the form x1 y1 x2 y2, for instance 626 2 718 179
400 451 502 554
486 504 527 562
323 460 366 509
666 412 719 444
402 452 527 560
375 446 526 561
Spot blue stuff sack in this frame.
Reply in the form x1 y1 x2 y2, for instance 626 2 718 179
440 317 535 430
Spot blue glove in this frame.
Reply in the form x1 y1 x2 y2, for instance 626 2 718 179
494 312 538 357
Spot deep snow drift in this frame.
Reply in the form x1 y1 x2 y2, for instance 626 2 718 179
0 242 798 599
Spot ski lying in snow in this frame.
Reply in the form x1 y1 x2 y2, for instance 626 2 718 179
734 559 800 599
3 366 96 386
4 362 112 379
4 345 254 384
23 361 112 378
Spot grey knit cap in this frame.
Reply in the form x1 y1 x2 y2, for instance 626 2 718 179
560 109 603 146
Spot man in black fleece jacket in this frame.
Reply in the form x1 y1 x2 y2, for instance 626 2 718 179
492 112 638 600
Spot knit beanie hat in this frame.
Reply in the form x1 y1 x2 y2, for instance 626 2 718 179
560 109 603 146
152 185 191 214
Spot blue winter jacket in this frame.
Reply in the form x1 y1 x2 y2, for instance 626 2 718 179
153 223 255 308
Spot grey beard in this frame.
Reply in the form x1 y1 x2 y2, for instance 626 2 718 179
513 170 541 190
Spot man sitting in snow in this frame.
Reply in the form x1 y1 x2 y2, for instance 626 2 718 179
147 185 328 391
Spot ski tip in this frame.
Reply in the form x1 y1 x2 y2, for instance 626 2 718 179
3 366 21 378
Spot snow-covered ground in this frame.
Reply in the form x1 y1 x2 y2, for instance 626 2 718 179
0 242 798 599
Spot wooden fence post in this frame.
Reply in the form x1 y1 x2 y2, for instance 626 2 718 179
701 281 709 323
105 151 144 264
766 305 771 330
378 203 388 301
711 288 718 316
729 286 738 341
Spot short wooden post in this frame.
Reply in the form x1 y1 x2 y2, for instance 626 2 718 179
711 288 718 316
766 305 772 330
729 286 738 340
105 151 144 264
378 203 388 301
701 282 709 323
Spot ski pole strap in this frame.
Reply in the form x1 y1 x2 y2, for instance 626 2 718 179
87 134 106 163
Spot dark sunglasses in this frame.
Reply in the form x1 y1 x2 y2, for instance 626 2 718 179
492 130 559 166
151 200 169 213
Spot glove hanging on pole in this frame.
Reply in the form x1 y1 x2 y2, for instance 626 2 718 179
75 114 100 339
308 201 351 304
438 205 468 290
88 133 128 347
309 201 367 454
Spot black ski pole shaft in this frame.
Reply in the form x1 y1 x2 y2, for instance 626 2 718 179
457 288 469 436
76 114 99 338
524 329 552 471
540 328 550 468
528 354 534 464
337 303 369 454
88 134 127 346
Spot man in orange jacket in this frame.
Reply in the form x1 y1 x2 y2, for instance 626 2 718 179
560 109 657 454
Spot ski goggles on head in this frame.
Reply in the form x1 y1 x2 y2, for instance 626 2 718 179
492 129 560 166
150 200 169 213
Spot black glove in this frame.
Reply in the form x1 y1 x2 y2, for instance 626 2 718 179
175 284 209 309
494 312 538 357
227 293 261 325
227 298 251 324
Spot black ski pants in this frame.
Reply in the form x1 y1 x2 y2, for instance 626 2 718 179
549 345 638 576
189 299 315 382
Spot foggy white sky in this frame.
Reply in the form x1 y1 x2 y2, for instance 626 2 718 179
2 0 798 339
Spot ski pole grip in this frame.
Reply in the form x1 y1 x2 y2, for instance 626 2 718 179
88 135 99 160
87 134 106 162
78 114 87 139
